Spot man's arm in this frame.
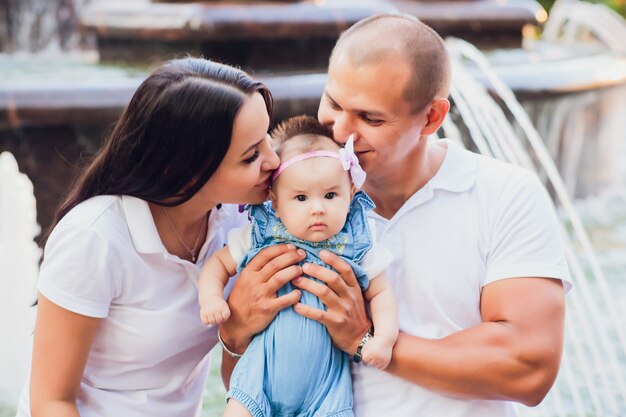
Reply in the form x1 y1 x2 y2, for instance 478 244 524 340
387 277 565 406
295 255 565 406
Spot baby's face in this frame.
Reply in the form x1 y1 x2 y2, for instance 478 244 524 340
271 155 353 242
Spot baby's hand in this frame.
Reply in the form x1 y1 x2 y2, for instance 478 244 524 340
200 297 231 325
362 336 393 370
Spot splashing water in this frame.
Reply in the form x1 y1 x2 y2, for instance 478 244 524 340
2 1 626 416
2 0 93 54
543 0 626 54
444 32 626 416
0 153 40 408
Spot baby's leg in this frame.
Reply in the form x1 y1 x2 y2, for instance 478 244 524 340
223 399 253 417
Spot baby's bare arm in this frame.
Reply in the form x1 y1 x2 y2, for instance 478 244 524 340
198 246 238 324
199 246 237 301
361 272 398 368
364 272 398 345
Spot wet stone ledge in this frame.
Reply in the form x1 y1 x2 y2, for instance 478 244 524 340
80 0 544 68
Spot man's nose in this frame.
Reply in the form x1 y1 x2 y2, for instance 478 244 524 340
332 114 353 145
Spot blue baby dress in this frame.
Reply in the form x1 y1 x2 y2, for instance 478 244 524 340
227 191 375 417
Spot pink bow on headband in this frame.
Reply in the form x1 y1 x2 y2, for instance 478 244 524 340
270 134 367 188
339 135 367 189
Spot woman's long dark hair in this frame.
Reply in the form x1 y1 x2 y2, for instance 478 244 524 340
45 57 273 243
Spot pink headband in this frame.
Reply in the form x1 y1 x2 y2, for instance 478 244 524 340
271 135 367 189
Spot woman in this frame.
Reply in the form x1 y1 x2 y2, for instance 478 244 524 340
16 57 310 417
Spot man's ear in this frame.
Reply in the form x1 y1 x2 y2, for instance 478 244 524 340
421 98 450 136
269 189 280 218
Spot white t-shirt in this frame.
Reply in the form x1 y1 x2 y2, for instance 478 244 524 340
226 218 394 280
17 195 248 417
352 140 571 417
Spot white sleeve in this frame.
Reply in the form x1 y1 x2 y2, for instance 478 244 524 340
485 173 571 291
226 224 253 264
37 224 120 318
360 219 394 279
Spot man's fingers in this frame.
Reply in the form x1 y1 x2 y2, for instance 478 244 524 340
271 290 301 312
267 264 303 293
301 262 351 300
292 276 342 308
247 244 297 272
293 302 329 324
259 248 306 278
319 250 359 288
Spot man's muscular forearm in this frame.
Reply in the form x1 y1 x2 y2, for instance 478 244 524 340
386 277 565 406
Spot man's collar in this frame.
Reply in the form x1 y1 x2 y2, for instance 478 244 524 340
429 138 478 193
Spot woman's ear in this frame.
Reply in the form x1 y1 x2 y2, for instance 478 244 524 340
269 189 280 218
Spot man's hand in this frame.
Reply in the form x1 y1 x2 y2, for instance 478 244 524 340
219 244 305 354
292 249 371 354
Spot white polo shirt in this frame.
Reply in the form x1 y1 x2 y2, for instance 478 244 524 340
17 195 247 417
352 140 571 417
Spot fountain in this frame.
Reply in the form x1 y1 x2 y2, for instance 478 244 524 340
1 0 626 415
444 36 626 415
0 152 39 408
2 0 626 237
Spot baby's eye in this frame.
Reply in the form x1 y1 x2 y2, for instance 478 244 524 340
295 195 307 202
325 192 336 200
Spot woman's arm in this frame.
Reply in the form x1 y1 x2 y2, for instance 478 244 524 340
30 295 100 417
219 243 305 388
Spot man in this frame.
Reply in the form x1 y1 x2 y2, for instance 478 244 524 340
295 13 570 417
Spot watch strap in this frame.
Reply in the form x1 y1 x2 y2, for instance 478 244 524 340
352 327 374 363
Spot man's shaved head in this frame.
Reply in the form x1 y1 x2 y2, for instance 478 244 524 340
330 14 451 113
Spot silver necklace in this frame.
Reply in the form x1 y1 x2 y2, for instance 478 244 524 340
162 207 207 262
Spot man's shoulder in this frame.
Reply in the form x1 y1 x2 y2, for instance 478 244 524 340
468 150 538 193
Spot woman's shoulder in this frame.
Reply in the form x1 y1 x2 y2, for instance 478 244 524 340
60 195 122 227
49 195 129 250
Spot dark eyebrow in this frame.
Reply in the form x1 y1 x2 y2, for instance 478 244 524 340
240 138 264 158
325 91 386 118
324 90 338 105
359 110 386 118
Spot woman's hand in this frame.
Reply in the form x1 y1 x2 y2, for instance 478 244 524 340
219 243 305 354
292 249 372 355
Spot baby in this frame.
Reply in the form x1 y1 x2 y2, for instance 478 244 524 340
198 115 398 417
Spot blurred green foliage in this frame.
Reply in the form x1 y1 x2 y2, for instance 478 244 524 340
538 0 626 17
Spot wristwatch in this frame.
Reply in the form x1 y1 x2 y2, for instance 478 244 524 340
352 327 374 363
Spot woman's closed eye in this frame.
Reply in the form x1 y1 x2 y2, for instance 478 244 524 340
243 150 260 164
